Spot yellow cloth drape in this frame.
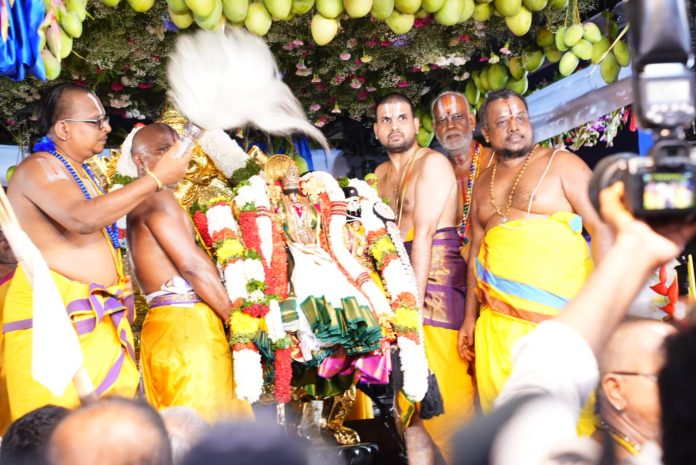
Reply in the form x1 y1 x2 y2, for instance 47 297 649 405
0 270 15 435
140 302 253 422
1 265 139 433
474 212 596 435
422 325 476 464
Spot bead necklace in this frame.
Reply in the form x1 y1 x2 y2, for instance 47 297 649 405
33 136 120 249
457 142 481 245
597 420 641 456
489 145 537 223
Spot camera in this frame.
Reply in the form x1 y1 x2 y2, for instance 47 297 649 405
589 0 696 220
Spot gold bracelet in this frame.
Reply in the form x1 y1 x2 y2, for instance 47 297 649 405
145 168 163 191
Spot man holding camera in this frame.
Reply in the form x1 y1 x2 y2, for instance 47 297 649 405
459 89 611 427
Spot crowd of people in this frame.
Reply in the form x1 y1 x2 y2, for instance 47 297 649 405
0 81 694 465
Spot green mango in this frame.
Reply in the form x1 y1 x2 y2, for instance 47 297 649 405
559 50 579 76
386 10 414 33
433 0 462 24
543 45 562 63
434 0 464 25
505 75 528 94
416 127 435 148
459 0 474 21
415 7 429 16
345 0 373 16
521 47 544 71
535 26 554 47
600 51 620 83
522 0 545 11
471 1 491 20
474 98 483 112
563 24 584 47
504 6 531 36
245 2 272 35
127 0 155 12
371 0 394 18
571 39 593 60
185 0 215 16
264 0 291 18
609 21 618 40
465 80 480 105
582 21 602 43
614 40 630 66
293 154 310 175
548 0 565 9
479 66 490 90
507 56 527 79
169 7 195 26
66 0 87 20
41 50 61 80
291 0 314 13
415 107 425 120
316 0 343 18
422 0 444 13
194 0 223 28
591 36 610 64
493 0 520 16
100 0 120 7
487 63 509 90
59 11 83 38
471 69 482 89
46 21 62 58
395 0 420 14
223 0 249 22
5 165 16 184
166 0 189 13
59 29 72 59
554 26 568 51
421 113 433 131
311 13 338 44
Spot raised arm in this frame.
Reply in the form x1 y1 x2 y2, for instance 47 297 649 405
144 198 232 322
558 151 612 263
410 153 457 304
11 141 192 234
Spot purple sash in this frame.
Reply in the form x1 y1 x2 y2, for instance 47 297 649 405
404 227 466 330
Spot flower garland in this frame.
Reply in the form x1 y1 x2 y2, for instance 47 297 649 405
204 198 263 403
356 191 429 402
233 177 293 403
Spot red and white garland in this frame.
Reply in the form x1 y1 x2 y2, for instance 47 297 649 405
352 179 429 402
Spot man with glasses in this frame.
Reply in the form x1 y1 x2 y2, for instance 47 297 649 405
431 92 493 254
459 90 610 431
0 83 192 428
595 319 674 461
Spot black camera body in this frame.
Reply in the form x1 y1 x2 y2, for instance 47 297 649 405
589 0 696 220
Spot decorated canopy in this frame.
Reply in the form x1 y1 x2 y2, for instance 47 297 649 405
0 0 634 147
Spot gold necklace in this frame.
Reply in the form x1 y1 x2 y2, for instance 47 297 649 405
489 145 537 223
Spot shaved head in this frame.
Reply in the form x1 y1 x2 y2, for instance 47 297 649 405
600 320 675 375
131 124 178 160
47 397 172 465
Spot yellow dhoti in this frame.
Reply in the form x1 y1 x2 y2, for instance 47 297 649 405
405 227 476 464
0 270 15 434
474 212 596 434
1 265 139 432
140 293 253 422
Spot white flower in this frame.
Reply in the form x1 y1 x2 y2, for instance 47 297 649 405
265 300 286 343
398 336 429 402
207 204 237 235
233 349 263 403
243 258 265 282
224 261 248 302
234 185 256 209
248 289 266 304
